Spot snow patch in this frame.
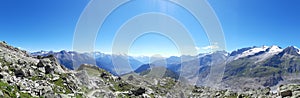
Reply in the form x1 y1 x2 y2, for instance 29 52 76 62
255 46 283 63
268 46 283 53
234 46 269 60
234 45 283 61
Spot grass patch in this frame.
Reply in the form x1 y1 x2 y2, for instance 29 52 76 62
52 74 72 94
0 80 33 98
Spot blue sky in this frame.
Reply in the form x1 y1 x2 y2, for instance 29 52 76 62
209 0 300 50
0 0 299 56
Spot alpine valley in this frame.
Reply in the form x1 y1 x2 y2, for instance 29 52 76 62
1 41 300 97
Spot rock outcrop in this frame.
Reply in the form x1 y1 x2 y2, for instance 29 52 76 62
0 41 83 97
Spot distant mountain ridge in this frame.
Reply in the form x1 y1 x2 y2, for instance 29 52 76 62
133 45 300 91
4 40 300 98
31 45 300 90
31 50 143 75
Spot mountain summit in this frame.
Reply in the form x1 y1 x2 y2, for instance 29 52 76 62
280 46 300 56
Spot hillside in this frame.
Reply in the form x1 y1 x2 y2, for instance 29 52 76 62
3 41 300 97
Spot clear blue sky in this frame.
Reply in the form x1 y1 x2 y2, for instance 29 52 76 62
0 0 299 56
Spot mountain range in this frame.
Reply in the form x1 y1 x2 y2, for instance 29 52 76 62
31 45 300 91
31 51 143 75
2 41 300 97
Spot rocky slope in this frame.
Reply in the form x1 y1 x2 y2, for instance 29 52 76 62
3 41 300 97
0 41 84 97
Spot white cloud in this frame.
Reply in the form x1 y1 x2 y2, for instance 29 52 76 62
201 45 220 50
195 45 218 52
195 46 201 51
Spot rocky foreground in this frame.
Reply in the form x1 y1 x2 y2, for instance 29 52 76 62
0 41 300 98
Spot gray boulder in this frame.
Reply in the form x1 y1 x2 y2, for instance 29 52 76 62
280 90 292 97
45 65 54 74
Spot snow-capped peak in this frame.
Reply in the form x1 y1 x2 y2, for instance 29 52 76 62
281 46 300 55
234 46 269 60
291 46 300 54
231 45 284 62
267 45 283 53
253 45 283 62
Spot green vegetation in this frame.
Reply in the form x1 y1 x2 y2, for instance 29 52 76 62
75 93 84 98
0 80 33 98
52 78 72 94
227 95 239 98
46 74 53 79
113 82 134 91
53 78 64 87
245 66 280 77
157 78 176 90
225 58 254 77
30 76 44 81
0 80 18 97
19 92 32 98
51 73 73 94
117 94 130 98
77 65 108 77
225 56 300 78
149 93 155 98
83 67 101 76
79 86 89 93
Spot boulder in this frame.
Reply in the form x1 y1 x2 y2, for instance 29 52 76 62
17 59 25 65
3 66 8 72
262 87 271 95
0 90 3 97
293 91 300 98
45 65 54 74
132 87 146 96
37 60 45 67
127 75 134 81
280 90 292 97
52 74 60 81
31 65 37 69
15 69 26 77
53 65 65 74
38 67 45 73
28 69 35 76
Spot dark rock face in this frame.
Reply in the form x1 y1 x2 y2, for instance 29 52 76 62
45 65 54 74
15 69 25 77
230 47 253 56
281 46 300 56
132 88 146 96
100 73 109 79
37 60 45 67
